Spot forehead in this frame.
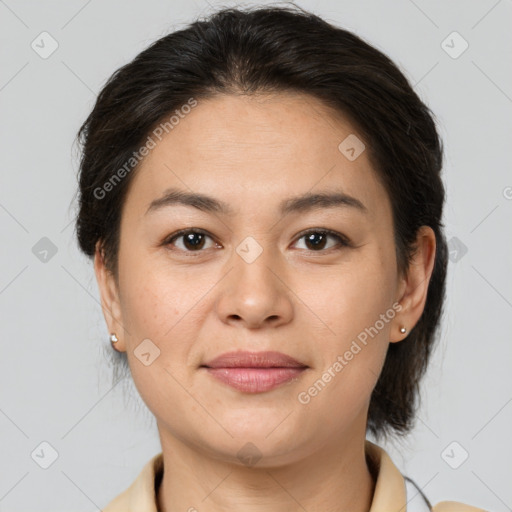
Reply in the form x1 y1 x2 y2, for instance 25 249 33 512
122 92 388 220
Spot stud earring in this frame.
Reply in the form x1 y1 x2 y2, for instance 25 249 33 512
399 326 407 334
110 333 119 349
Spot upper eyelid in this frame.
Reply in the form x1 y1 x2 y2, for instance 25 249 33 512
294 228 348 242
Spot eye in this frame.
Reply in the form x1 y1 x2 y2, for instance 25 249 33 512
164 229 219 253
293 229 350 252
163 228 351 255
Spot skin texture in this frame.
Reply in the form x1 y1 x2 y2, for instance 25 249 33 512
94 92 436 512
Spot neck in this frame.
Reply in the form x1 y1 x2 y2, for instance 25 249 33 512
156 428 376 512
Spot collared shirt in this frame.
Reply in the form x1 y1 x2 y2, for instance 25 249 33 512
102 440 486 512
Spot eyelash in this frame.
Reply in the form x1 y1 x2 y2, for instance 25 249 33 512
162 228 352 256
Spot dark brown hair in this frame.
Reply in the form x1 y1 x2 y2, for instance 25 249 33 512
74 4 447 440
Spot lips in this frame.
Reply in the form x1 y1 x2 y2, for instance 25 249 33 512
201 350 308 369
200 351 308 393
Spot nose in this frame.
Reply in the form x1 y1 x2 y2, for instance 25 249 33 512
215 247 294 330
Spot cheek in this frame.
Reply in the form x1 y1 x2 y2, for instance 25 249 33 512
117 242 191 338
117 254 213 378
306 258 397 343
295 266 394 429
121 277 174 338
294 246 397 410
118 269 196 418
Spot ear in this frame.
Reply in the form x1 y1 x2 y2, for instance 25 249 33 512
94 240 126 352
391 226 437 343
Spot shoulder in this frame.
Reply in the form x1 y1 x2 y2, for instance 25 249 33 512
102 453 163 512
432 501 488 512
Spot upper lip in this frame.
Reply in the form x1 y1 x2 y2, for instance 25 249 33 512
201 350 308 369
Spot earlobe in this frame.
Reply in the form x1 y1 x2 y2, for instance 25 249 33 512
94 241 126 351
390 322 409 343
391 226 437 343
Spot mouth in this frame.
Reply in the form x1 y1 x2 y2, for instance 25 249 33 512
200 350 308 393
201 350 308 369
200 366 308 393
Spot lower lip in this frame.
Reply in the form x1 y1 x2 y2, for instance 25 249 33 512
202 367 307 393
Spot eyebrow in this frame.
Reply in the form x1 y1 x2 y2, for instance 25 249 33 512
145 187 367 217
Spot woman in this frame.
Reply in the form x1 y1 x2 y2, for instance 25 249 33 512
74 5 486 511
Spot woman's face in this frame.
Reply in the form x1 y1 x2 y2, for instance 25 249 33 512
96 92 426 465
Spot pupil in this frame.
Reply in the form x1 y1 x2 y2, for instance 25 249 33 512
306 233 326 250
185 233 204 250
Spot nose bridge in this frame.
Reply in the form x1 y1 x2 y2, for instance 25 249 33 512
215 235 293 328
235 238 277 293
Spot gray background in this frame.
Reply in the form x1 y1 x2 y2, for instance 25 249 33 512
1 0 511 510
